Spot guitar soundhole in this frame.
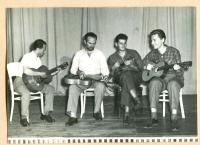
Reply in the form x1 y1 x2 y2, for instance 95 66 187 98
147 70 150 76
35 76 43 84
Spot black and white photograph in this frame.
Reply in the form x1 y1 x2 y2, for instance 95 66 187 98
5 6 197 144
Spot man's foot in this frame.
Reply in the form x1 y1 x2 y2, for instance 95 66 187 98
144 118 158 128
93 112 102 120
134 97 143 110
65 117 78 126
40 114 55 122
123 116 130 126
171 120 180 132
20 118 30 127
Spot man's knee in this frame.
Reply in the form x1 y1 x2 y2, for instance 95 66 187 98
120 72 129 81
167 80 180 90
22 91 31 98
69 84 78 91
49 85 55 93
149 78 162 88
95 82 106 90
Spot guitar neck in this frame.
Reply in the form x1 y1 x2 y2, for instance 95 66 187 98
46 66 60 75
157 64 174 71
84 74 102 81
157 62 184 71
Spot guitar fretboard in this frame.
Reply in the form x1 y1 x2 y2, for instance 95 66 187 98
157 62 192 71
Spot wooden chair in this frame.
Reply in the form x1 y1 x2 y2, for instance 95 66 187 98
7 62 44 122
159 89 185 118
80 88 104 118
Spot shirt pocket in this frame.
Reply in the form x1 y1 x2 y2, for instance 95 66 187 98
92 58 100 69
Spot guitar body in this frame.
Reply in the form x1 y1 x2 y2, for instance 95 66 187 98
37 65 53 83
22 74 45 93
142 61 168 82
22 62 68 92
22 66 52 92
114 55 135 74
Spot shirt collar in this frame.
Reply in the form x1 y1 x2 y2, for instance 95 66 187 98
83 48 97 54
156 44 169 55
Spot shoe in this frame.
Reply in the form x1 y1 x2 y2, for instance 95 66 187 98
123 116 130 126
65 117 78 126
40 114 55 122
93 112 102 120
20 118 30 127
171 120 180 131
144 118 158 128
134 97 143 110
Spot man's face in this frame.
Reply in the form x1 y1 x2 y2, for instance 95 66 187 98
84 36 96 51
37 44 46 57
151 34 164 49
115 39 127 51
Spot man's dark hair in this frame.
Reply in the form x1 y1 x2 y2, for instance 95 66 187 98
115 33 128 43
84 32 97 41
150 29 166 42
32 39 47 50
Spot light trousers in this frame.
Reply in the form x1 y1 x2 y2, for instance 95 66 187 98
66 81 106 116
14 77 55 119
149 75 183 111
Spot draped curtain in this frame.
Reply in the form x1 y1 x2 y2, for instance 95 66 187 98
6 7 196 95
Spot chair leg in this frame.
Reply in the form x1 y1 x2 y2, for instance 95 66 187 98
101 101 104 118
163 93 166 117
9 98 14 122
179 89 185 118
80 93 84 118
27 109 29 122
83 94 86 114
40 93 44 114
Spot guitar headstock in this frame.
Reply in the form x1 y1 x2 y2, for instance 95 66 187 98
180 61 192 69
59 62 68 70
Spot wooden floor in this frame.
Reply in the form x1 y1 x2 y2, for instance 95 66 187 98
7 93 197 138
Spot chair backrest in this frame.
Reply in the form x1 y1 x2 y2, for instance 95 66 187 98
7 62 20 92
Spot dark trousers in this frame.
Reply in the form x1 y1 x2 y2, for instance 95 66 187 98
113 70 142 107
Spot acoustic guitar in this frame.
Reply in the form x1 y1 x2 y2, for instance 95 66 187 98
142 61 192 82
22 62 68 92
113 55 134 74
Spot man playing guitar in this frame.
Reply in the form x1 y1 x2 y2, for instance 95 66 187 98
14 39 60 127
65 32 109 126
143 29 184 131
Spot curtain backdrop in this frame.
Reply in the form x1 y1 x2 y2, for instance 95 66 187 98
6 7 196 95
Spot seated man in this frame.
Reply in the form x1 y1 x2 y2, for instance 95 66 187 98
65 32 109 126
142 29 184 131
108 33 143 126
14 39 58 127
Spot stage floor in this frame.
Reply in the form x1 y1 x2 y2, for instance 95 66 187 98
7 93 197 138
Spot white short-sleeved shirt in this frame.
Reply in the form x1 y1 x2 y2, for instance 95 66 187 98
70 48 109 76
16 51 42 77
